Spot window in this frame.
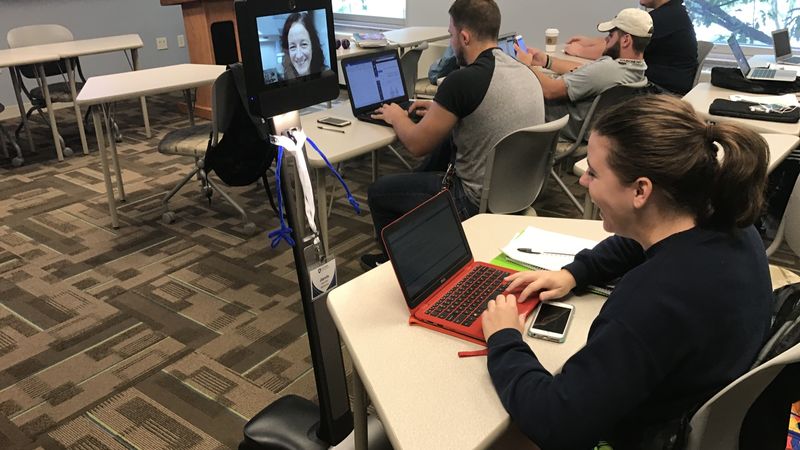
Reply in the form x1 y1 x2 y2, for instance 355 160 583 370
332 0 406 26
686 0 799 47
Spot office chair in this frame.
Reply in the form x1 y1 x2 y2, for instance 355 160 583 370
399 42 428 103
766 169 800 260
685 342 800 450
158 69 261 234
550 84 649 214
479 115 569 215
0 102 24 167
693 41 714 87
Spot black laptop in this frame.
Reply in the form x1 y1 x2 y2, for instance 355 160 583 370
341 48 413 127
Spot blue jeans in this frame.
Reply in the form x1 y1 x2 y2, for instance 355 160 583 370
367 172 479 253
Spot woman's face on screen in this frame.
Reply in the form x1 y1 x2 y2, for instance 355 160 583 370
288 22 312 75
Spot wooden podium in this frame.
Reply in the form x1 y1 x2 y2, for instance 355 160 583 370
160 0 239 118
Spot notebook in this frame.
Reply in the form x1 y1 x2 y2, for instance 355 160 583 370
381 190 540 345
341 48 414 127
728 35 796 82
773 29 800 65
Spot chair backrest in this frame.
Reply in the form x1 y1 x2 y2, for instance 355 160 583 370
556 83 649 162
479 115 569 214
693 41 714 87
7 24 74 79
766 171 800 258
399 43 427 101
210 69 238 142
686 341 800 450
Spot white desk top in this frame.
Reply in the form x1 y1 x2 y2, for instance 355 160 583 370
77 64 225 105
682 82 800 136
328 215 611 450
31 34 143 59
301 103 396 168
384 26 449 48
0 46 60 68
573 132 800 177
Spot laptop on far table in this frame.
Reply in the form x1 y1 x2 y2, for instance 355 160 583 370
728 35 796 82
381 190 540 345
772 28 800 65
341 48 414 127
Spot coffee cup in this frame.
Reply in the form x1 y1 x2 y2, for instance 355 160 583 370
545 28 559 52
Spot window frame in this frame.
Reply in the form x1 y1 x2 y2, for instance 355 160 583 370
332 0 407 27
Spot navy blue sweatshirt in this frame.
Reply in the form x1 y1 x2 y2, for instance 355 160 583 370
487 226 772 449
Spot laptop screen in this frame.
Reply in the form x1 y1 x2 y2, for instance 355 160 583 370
497 33 517 57
382 192 472 309
727 35 751 76
344 50 407 110
773 29 792 59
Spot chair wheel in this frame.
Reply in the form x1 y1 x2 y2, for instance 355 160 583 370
201 185 213 200
162 211 176 224
11 157 23 167
63 147 74 157
115 133 123 143
243 222 257 235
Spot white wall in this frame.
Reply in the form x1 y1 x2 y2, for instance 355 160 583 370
407 0 638 48
0 0 189 105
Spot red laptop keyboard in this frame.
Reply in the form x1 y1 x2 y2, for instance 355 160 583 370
425 265 510 326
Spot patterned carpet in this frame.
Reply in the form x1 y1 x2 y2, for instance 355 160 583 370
0 92 797 450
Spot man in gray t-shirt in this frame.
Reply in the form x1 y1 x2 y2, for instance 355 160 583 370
515 8 652 141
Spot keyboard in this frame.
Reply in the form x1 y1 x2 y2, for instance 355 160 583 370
751 67 777 78
425 265 510 327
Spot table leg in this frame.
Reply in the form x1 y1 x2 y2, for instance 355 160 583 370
184 89 195 126
131 48 152 138
103 104 125 202
316 168 329 256
371 150 379 182
65 58 89 155
36 64 65 161
91 106 119 229
352 370 368 450
9 67 34 153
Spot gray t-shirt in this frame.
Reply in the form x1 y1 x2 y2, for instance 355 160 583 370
435 48 545 205
546 56 648 141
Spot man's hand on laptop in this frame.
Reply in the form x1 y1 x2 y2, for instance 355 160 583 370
481 294 526 339
371 103 407 125
408 100 431 117
505 269 577 302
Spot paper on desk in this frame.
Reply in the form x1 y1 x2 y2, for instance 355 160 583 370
500 226 599 271
729 93 799 107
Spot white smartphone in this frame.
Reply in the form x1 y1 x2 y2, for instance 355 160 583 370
527 301 574 343
317 116 352 127
515 34 527 54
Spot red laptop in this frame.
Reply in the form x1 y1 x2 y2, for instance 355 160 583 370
381 190 540 345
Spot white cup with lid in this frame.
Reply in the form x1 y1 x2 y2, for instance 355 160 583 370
545 28 559 52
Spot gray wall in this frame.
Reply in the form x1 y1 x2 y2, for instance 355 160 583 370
407 0 638 46
0 0 189 105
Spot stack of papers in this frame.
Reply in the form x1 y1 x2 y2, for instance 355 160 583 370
500 226 599 271
352 32 388 48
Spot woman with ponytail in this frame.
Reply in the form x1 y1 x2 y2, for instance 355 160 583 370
480 95 773 449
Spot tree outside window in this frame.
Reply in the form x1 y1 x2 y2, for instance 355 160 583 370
686 0 799 46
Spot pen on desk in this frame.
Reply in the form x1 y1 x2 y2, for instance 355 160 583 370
517 248 575 257
317 126 345 133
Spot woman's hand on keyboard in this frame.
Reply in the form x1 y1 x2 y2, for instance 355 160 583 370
482 294 526 339
505 269 576 302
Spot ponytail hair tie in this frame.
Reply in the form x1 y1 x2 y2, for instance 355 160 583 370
705 123 715 143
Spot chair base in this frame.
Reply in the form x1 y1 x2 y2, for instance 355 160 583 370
238 395 327 450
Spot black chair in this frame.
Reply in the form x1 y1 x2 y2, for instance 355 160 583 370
0 102 24 166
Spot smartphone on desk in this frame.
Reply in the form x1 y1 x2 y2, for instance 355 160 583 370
317 116 352 127
515 34 527 54
527 301 574 343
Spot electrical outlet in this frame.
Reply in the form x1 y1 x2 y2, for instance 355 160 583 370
177 34 186 48
156 37 168 50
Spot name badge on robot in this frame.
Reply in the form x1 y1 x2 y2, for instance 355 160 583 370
305 246 337 300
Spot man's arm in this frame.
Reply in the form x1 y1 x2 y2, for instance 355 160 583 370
372 100 458 157
531 68 568 101
516 44 582 74
564 35 605 59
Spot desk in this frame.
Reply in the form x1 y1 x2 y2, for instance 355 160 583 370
682 83 800 136
384 27 449 51
328 215 612 450
77 64 226 229
0 47 61 163
573 133 800 219
301 103 397 253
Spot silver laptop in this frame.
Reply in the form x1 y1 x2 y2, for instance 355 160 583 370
728 35 796 82
772 29 800 65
